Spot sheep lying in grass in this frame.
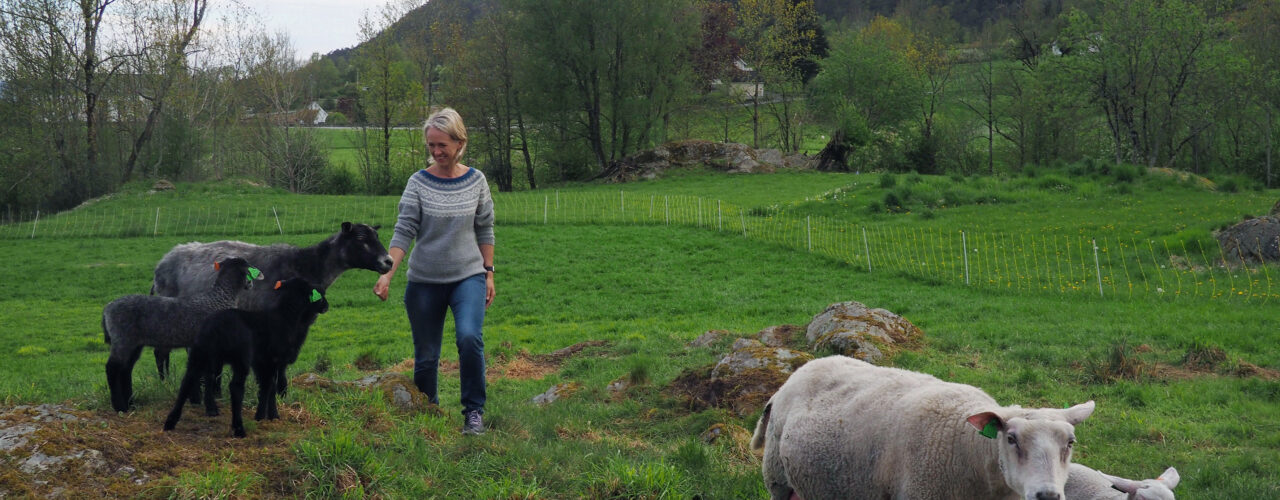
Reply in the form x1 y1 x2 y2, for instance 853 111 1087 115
163 278 328 438
1066 464 1179 500
102 257 261 412
150 222 391 392
751 355 1095 500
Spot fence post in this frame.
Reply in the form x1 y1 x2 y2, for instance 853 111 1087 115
862 227 872 272
962 230 970 285
620 191 624 219
272 206 283 235
30 210 39 238
806 216 812 251
717 200 722 231
1093 238 1103 297
544 196 549 224
664 196 670 225
741 212 747 237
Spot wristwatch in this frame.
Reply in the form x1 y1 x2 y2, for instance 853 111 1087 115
484 265 495 273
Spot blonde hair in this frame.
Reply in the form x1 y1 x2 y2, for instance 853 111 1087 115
423 107 468 162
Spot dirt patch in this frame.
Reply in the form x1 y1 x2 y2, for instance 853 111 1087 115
0 403 315 499
666 365 791 417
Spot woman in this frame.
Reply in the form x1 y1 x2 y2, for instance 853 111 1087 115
374 107 495 435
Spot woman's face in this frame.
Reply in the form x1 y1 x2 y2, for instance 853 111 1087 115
426 127 461 168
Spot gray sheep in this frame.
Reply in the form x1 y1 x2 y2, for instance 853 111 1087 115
751 355 1095 500
103 257 262 412
150 222 392 386
1065 463 1179 500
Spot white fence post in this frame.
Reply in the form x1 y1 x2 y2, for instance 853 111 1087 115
154 207 161 236
741 212 747 237
30 210 39 238
717 200 722 231
862 227 871 272
1093 238 1103 297
272 206 283 235
962 230 970 285
664 196 670 225
544 196 549 224
806 216 812 252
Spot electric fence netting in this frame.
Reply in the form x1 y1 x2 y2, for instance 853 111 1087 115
2 191 1273 302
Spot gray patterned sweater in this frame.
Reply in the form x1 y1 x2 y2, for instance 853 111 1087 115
389 167 495 284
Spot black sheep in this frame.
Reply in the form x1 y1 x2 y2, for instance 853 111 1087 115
163 278 328 438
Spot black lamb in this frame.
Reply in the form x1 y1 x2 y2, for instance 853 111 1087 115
102 257 262 412
163 278 328 438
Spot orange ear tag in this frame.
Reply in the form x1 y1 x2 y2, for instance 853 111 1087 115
274 280 283 290
214 261 221 270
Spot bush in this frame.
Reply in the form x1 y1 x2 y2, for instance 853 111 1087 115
319 164 359 195
325 111 348 125
879 173 897 189
1113 163 1140 183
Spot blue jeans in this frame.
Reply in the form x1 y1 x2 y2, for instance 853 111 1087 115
403 274 487 414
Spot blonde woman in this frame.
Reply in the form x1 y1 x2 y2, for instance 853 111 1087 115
374 107 495 435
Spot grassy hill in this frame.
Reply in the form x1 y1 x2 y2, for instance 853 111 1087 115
0 171 1277 498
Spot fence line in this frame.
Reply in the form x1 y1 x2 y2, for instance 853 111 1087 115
2 192 1274 302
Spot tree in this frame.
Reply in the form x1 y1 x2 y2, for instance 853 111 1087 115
737 0 826 151
809 29 919 171
1057 0 1226 167
513 0 698 177
355 2 415 194
1237 0 1280 186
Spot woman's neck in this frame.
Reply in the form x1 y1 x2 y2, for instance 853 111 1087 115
429 164 468 178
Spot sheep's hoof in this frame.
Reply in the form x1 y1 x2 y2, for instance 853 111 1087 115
163 422 176 431
205 408 220 417
233 428 246 438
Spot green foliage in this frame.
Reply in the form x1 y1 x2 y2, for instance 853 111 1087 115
326 112 349 125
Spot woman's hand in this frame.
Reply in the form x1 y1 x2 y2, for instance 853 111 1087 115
485 273 495 308
373 273 392 301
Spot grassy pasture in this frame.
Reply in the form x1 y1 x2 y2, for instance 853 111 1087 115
1 171 1278 498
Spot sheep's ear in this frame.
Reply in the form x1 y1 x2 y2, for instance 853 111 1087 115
214 261 221 270
371 224 381 230
1103 473 1143 494
1062 400 1095 425
274 280 283 290
965 412 1002 438
1158 467 1180 488
342 221 353 233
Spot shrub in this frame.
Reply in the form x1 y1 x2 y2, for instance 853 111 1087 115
879 173 897 189
326 111 348 125
319 164 359 195
1113 163 1140 183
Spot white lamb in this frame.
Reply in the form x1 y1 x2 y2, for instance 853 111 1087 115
751 355 1095 500
1065 463 1179 499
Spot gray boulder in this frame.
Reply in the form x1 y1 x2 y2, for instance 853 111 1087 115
1216 215 1280 264
806 301 923 364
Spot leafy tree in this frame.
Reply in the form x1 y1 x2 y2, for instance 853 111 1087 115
355 2 415 193
809 29 919 171
737 0 826 151
1056 0 1227 168
512 0 698 177
1236 0 1280 186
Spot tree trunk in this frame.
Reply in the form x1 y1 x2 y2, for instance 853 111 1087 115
814 130 852 172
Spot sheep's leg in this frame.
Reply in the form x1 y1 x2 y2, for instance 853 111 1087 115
154 347 171 380
164 360 203 430
229 367 247 438
276 365 288 397
203 368 220 417
107 347 144 412
254 365 279 421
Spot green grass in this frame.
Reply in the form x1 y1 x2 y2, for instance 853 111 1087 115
2 173 1278 498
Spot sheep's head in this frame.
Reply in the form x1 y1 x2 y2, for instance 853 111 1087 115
338 222 393 274
272 278 329 315
967 401 1095 500
1104 467 1179 500
213 257 264 290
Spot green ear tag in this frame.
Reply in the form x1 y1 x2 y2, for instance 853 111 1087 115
979 421 998 439
310 289 322 303
247 267 262 281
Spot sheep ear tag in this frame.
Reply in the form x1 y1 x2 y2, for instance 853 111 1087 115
213 261 221 270
979 421 998 439
274 280 283 290
246 267 262 281
310 289 322 303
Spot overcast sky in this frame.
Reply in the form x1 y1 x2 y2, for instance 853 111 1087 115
241 0 394 59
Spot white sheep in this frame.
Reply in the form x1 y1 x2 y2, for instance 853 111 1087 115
1065 463 1179 499
751 355 1095 500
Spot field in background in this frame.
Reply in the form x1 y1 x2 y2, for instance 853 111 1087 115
0 171 1277 498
